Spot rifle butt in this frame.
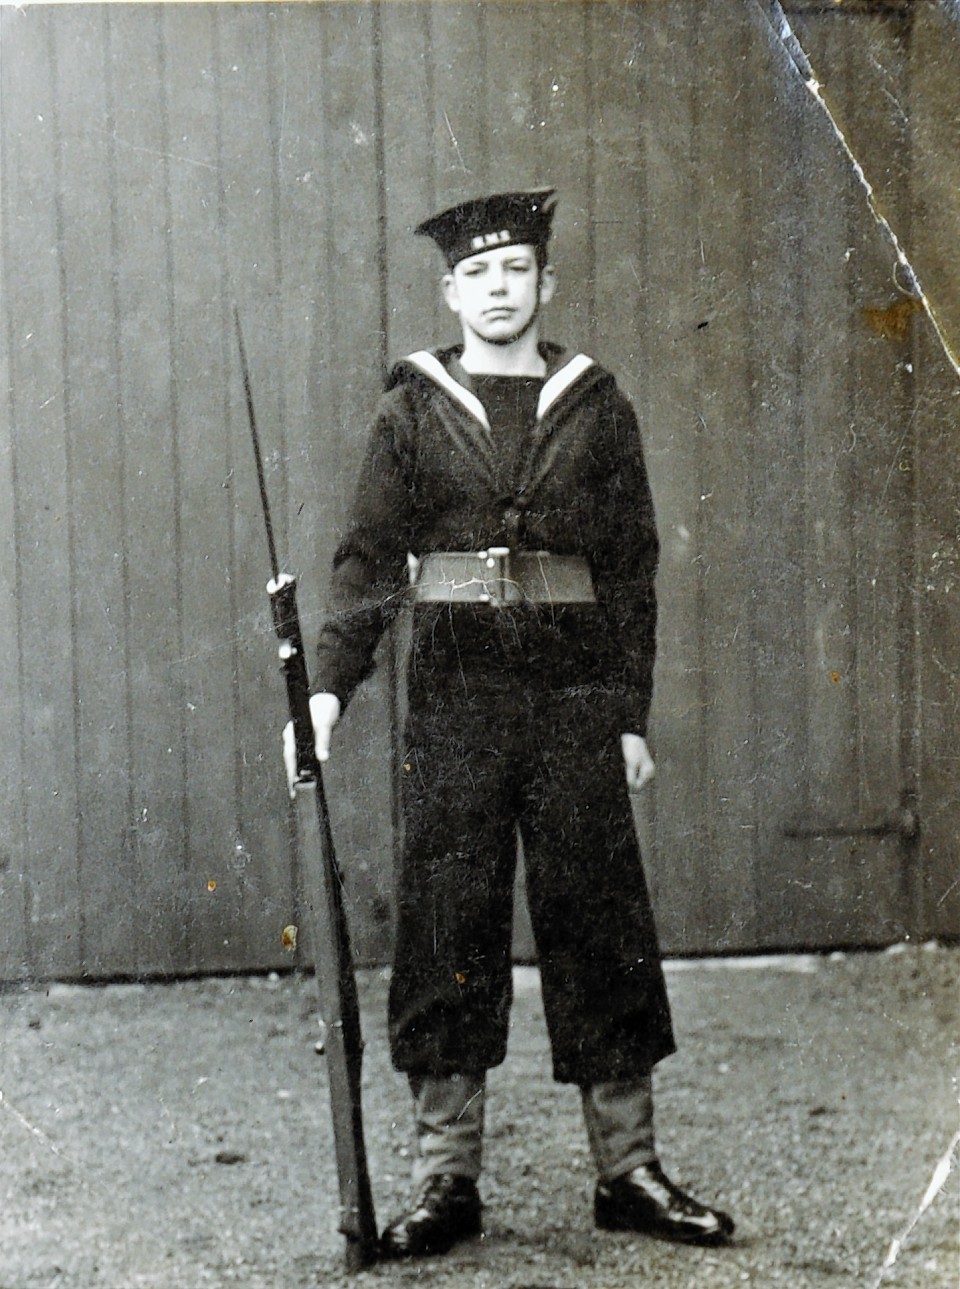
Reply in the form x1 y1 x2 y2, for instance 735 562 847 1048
294 778 379 1270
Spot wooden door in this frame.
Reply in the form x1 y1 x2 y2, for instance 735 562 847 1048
1 1 955 979
630 1 937 953
747 6 922 949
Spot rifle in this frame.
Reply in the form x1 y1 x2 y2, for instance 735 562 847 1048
235 307 379 1271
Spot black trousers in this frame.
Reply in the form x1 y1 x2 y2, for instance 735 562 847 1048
388 607 676 1084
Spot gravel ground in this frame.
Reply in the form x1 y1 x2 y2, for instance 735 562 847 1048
0 945 956 1289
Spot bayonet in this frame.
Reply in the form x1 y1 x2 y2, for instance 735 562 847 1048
235 306 378 1271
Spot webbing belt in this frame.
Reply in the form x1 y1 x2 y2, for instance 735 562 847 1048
414 550 596 607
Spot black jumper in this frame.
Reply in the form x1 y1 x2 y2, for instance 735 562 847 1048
314 343 676 1084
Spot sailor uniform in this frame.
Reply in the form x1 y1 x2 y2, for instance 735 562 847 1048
317 190 734 1254
315 343 675 1085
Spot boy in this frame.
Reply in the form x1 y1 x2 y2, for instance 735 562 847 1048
303 189 734 1257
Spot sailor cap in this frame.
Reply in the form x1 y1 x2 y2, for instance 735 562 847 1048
415 188 557 267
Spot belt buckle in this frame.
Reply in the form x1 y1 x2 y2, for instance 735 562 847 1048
478 547 512 606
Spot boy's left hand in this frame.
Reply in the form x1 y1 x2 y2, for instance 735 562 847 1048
622 734 655 790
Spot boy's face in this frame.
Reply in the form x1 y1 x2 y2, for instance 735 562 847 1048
442 243 556 345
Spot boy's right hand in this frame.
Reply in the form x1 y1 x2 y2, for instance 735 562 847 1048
282 692 341 796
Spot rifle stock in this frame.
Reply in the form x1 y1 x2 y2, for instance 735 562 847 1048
269 575 379 1271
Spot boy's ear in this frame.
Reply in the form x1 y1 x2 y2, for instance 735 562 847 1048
539 264 557 306
441 272 460 315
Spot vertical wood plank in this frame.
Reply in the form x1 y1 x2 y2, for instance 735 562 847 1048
381 1 440 356
275 2 393 965
610 1 708 944
528 1 594 355
161 3 246 974
659 0 763 951
910 5 960 939
430 0 487 198
914 322 960 939
584 1 645 368
53 7 133 975
740 3 816 948
0 9 29 978
218 3 299 971
836 17 913 943
107 5 189 976
783 33 859 946
3 8 83 978
427 0 487 362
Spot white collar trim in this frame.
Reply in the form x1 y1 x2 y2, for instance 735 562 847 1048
537 353 595 420
405 351 490 431
405 350 596 427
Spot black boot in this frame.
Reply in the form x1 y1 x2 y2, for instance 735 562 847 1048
380 1173 482 1258
595 1161 734 1246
